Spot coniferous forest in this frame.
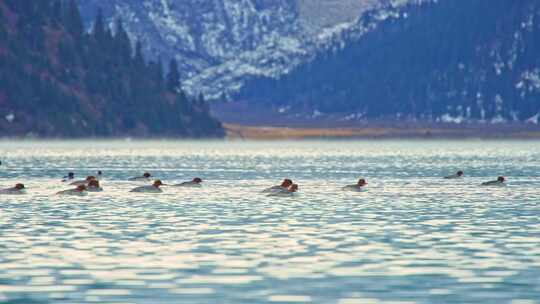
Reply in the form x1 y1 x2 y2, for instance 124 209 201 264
0 0 224 137
237 0 540 123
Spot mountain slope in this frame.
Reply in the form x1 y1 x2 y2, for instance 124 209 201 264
77 0 383 100
236 0 540 124
0 0 223 137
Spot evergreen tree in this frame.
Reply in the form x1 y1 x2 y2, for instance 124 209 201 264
66 0 84 39
133 40 145 70
166 58 180 92
51 0 62 28
93 8 105 43
114 18 132 65
155 56 164 88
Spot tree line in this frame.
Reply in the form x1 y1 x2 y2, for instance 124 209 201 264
0 0 223 137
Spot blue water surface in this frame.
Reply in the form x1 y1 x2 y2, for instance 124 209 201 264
0 140 539 304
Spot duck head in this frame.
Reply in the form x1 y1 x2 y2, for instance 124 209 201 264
153 180 165 187
357 179 368 186
281 179 293 187
289 184 299 192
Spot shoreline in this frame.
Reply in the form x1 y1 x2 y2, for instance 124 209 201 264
224 123 540 140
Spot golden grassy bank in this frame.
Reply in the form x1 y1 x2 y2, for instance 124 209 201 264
224 124 540 140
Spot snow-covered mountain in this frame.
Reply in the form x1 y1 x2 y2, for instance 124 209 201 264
237 0 540 124
77 0 384 99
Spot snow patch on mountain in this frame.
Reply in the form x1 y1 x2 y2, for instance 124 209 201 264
79 0 406 99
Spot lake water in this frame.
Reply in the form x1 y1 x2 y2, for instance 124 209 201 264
1 140 539 304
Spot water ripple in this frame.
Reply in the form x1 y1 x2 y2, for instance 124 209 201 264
0 140 539 303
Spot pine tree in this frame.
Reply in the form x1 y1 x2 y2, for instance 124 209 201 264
66 0 84 39
93 8 105 43
166 58 180 92
114 18 132 65
155 56 164 88
51 0 62 28
133 40 145 70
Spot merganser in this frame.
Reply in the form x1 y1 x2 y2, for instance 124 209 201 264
70 176 96 186
268 184 298 197
342 178 368 191
62 172 75 182
444 170 464 179
57 185 88 196
87 180 103 192
129 172 152 181
130 180 166 193
263 179 293 193
0 183 26 195
174 177 203 187
481 176 506 186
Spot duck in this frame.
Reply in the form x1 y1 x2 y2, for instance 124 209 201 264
262 178 293 193
130 180 166 193
128 172 152 181
267 184 298 197
57 185 88 196
70 176 96 186
342 178 368 191
87 180 103 192
62 172 75 182
0 183 26 195
444 170 464 179
173 177 203 187
481 176 506 186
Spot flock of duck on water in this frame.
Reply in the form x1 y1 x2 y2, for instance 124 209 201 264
0 166 507 197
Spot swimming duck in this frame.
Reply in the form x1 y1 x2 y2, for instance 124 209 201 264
0 183 26 195
481 176 506 186
87 180 103 192
267 184 298 197
444 170 464 179
342 178 368 191
70 176 96 186
57 185 88 196
130 180 165 193
129 172 152 181
263 179 293 193
174 177 203 187
62 172 75 182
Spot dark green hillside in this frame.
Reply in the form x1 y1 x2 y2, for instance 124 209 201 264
0 0 223 137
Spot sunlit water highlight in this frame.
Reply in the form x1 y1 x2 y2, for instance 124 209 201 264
0 140 539 304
